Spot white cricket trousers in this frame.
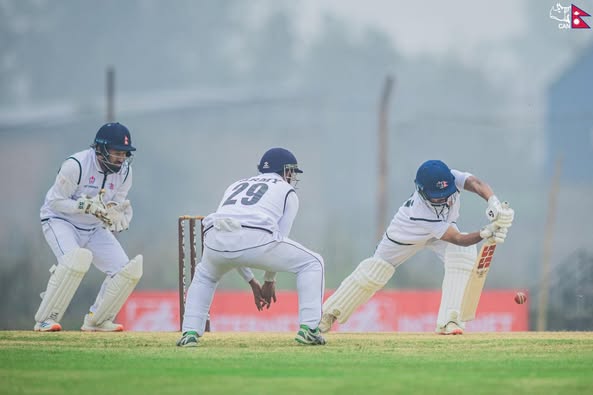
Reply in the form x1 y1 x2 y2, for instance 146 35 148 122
41 218 130 313
182 228 325 335
42 218 129 274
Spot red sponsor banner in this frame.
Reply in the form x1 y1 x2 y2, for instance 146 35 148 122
119 290 528 332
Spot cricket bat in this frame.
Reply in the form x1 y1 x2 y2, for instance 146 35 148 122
460 201 510 321
459 242 497 322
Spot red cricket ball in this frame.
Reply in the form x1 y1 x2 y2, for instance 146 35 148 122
514 292 527 304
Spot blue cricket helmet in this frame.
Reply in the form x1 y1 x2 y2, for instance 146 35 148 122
414 160 456 200
257 148 303 174
94 122 136 152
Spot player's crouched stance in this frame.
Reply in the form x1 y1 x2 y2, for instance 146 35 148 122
34 122 142 332
319 160 514 336
177 148 326 347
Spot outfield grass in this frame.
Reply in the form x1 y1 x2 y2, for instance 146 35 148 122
1 331 593 395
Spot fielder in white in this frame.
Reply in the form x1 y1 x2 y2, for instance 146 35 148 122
34 122 142 332
320 160 514 335
177 148 326 347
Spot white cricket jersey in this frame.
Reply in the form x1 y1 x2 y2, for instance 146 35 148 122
204 173 298 237
40 148 132 229
385 169 471 245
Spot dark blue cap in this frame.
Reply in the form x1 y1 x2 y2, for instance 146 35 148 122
414 160 456 199
94 122 136 151
258 148 303 174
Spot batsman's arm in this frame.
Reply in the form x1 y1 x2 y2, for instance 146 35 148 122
463 175 495 202
464 175 514 224
441 223 508 247
440 226 483 247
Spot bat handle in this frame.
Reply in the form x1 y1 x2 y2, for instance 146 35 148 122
98 188 107 205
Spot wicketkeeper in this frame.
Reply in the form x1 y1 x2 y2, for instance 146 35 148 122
320 160 514 335
34 122 142 332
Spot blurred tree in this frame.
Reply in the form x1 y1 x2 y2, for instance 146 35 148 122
0 0 53 106
242 10 298 86
0 0 249 105
302 16 399 96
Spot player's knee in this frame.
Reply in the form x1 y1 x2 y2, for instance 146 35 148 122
118 255 143 280
194 261 221 284
300 251 324 273
444 244 476 271
312 252 324 269
59 248 93 273
353 257 395 289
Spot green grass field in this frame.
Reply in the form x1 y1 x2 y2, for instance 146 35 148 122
1 331 593 395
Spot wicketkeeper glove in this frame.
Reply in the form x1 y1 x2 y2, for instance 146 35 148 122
77 193 111 225
105 200 133 232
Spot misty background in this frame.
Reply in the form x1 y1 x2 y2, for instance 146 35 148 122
1 0 592 330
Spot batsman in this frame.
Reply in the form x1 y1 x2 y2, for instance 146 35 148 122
34 122 142 332
320 160 514 335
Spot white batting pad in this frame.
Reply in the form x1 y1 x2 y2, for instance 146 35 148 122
323 257 395 324
35 248 92 323
437 244 476 328
88 255 143 325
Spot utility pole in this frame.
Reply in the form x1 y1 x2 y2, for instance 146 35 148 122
106 66 115 122
376 75 394 242
537 156 562 331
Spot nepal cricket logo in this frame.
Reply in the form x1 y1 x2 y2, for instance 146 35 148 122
436 181 449 189
89 176 96 184
550 3 591 29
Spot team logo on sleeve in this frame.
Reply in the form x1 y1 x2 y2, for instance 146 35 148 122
436 181 449 189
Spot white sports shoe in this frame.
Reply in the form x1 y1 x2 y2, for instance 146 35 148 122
436 321 464 335
34 319 62 332
319 312 337 333
81 314 123 332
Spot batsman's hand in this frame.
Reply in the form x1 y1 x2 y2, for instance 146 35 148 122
77 192 111 226
248 279 266 311
261 281 277 310
485 195 503 222
486 197 515 226
495 204 514 228
480 223 508 244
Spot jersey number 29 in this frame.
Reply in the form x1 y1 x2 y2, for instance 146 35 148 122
222 182 269 206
